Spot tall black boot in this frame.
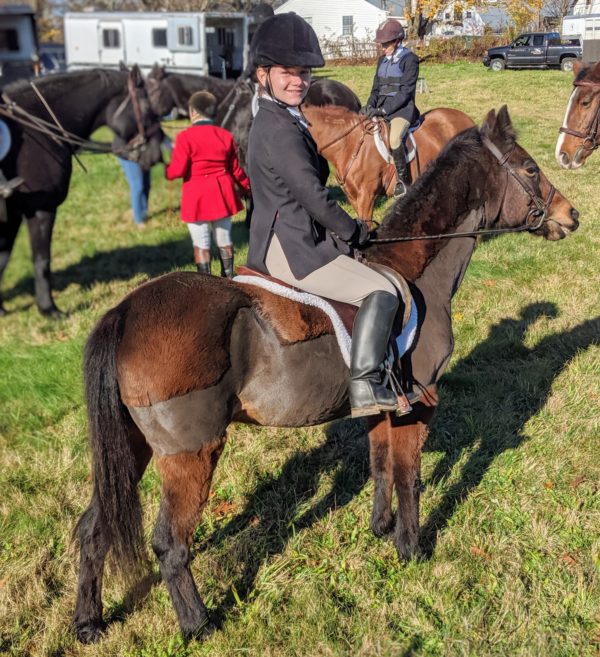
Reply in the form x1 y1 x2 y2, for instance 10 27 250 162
349 291 399 418
218 245 234 278
391 144 409 198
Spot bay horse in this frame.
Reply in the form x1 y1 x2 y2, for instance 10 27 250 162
302 103 476 220
0 67 164 317
73 106 579 643
556 59 600 169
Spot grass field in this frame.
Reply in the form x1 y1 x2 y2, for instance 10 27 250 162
0 63 598 657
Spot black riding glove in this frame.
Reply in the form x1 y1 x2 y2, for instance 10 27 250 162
366 106 386 118
349 220 372 248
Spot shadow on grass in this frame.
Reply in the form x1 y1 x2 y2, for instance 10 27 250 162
4 221 250 303
420 302 600 556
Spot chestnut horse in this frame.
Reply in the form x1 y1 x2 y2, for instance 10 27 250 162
302 104 475 219
73 107 579 643
556 60 600 169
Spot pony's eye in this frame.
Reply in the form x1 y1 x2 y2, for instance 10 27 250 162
525 165 539 176
580 99 591 107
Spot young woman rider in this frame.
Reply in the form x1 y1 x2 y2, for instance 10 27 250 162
246 13 401 418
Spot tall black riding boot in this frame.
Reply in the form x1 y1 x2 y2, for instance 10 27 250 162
392 144 409 198
349 291 399 418
218 245 234 278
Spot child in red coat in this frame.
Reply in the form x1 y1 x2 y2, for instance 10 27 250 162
165 91 250 276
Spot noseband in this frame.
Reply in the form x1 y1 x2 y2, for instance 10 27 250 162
558 79 600 154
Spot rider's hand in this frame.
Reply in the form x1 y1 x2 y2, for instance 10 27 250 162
366 106 386 118
349 219 372 248
358 105 370 116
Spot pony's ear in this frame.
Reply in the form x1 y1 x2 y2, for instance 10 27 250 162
573 59 584 77
481 105 516 149
496 105 516 143
481 108 497 135
131 64 144 87
151 62 166 79
118 60 129 72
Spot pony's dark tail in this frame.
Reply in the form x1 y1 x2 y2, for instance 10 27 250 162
82 302 146 574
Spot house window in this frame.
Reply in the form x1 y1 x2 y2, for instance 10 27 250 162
0 29 19 52
445 12 451 20
342 15 353 36
102 29 120 49
152 28 167 48
177 26 193 46
466 11 472 18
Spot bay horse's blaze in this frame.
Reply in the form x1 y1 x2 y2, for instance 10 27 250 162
73 106 579 643
556 60 600 169
302 104 475 219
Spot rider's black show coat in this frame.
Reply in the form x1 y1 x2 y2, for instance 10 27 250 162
246 98 357 279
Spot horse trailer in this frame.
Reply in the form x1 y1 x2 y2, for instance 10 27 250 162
64 11 249 78
562 13 600 62
0 4 39 85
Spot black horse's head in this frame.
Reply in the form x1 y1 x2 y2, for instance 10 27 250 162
107 65 164 171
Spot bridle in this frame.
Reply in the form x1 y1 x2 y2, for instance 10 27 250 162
369 137 555 244
217 78 254 129
558 79 600 156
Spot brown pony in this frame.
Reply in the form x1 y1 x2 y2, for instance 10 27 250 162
302 104 475 219
556 59 600 169
73 107 579 643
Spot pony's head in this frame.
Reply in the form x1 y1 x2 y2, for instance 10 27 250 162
555 60 600 169
107 65 164 171
482 105 579 241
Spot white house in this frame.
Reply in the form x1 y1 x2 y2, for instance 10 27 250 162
274 0 388 54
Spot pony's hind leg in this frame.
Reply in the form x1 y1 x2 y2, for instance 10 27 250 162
73 425 152 643
152 438 225 639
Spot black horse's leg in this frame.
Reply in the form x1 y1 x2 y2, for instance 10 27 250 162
0 209 22 316
367 416 395 537
25 209 62 317
153 438 225 639
74 427 152 644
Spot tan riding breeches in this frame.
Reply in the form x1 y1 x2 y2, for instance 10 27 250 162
389 117 410 150
265 235 396 307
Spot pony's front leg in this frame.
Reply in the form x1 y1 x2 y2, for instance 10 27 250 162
0 206 22 316
25 209 62 317
153 438 225 639
367 416 394 536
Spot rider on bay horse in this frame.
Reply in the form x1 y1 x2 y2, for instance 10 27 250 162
246 13 404 418
360 18 420 198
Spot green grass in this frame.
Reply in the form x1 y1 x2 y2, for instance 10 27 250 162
0 63 598 657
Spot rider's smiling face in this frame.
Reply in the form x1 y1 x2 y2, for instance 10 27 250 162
257 65 311 106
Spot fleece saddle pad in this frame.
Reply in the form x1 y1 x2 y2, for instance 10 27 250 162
234 266 418 369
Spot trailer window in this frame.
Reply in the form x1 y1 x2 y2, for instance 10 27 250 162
217 28 234 47
0 29 20 52
177 26 194 47
102 29 120 49
152 28 167 48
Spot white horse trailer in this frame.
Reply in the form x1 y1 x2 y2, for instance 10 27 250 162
562 13 600 62
64 11 249 78
0 4 39 85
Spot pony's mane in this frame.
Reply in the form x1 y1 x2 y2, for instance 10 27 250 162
377 126 482 237
303 103 360 127
575 60 600 85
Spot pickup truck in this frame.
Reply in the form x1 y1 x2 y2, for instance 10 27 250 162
483 32 582 72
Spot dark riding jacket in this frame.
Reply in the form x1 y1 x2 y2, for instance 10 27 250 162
247 98 356 279
366 47 420 123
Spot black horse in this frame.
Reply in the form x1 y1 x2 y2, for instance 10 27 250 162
147 65 360 169
0 67 164 317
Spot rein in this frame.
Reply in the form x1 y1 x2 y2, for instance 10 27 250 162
558 79 600 153
369 137 553 244
218 79 253 129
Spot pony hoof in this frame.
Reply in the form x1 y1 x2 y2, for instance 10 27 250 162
370 514 395 538
183 617 216 643
396 541 422 563
74 621 105 644
0 305 7 317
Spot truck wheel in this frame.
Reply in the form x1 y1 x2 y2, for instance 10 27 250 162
490 59 505 72
561 58 575 72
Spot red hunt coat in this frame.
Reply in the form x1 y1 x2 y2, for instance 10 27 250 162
165 121 250 222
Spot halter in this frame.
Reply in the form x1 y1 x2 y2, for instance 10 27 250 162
369 137 555 244
558 79 600 156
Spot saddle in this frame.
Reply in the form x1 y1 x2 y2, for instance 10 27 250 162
372 117 420 166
